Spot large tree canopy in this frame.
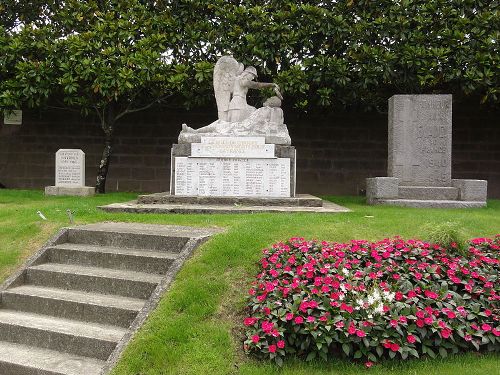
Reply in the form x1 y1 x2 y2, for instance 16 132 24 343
0 0 498 190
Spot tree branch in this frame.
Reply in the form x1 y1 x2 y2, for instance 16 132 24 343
115 94 173 121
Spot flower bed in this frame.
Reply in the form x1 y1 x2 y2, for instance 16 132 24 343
243 236 500 366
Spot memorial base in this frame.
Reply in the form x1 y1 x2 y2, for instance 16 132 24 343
45 186 95 197
366 178 487 208
98 193 350 214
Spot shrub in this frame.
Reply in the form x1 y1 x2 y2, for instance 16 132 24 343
243 236 500 366
423 221 467 255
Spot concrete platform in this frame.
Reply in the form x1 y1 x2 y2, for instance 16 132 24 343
372 199 487 209
137 192 323 207
45 186 95 197
98 199 350 214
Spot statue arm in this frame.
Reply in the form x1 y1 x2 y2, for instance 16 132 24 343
246 81 283 100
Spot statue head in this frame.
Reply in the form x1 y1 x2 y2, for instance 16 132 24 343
243 66 258 78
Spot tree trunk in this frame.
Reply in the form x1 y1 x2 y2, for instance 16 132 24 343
95 105 116 194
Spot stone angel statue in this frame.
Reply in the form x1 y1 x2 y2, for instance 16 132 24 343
179 56 290 145
213 56 283 123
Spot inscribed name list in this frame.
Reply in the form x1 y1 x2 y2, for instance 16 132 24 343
55 149 85 187
175 157 290 197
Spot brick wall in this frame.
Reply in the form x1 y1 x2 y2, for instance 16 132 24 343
0 107 499 197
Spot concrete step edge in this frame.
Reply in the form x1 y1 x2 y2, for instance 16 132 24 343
0 340 105 375
50 243 179 260
28 263 163 284
0 309 126 342
3 285 146 311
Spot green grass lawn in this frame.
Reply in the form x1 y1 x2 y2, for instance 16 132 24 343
0 189 499 375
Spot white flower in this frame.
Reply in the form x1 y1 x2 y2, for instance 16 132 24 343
342 268 349 276
374 304 384 314
367 314 373 319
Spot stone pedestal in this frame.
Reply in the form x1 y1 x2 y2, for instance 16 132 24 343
367 95 487 208
170 137 296 198
45 149 95 197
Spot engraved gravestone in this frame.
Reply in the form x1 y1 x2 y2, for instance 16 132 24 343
55 149 85 187
388 95 452 186
45 149 94 196
366 94 487 208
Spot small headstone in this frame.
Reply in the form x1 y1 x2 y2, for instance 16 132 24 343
45 149 95 196
55 149 85 187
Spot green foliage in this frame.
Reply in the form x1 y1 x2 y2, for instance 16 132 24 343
423 222 468 255
1 0 498 114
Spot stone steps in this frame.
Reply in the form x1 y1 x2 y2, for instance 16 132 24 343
26 263 162 299
47 243 178 274
0 341 105 375
398 186 459 200
0 222 218 374
2 285 145 328
0 309 125 360
374 199 486 208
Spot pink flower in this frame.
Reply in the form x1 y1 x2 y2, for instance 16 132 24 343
277 340 285 349
390 343 400 352
481 323 492 332
399 316 407 324
492 328 500 337
294 316 304 324
285 313 294 321
261 321 274 333
447 311 456 319
356 329 366 337
464 334 472 341
252 335 260 343
441 328 452 339
307 316 315 323
365 361 374 368
348 323 357 335
263 307 271 315
268 344 276 353
335 320 345 328
424 290 438 299
244 317 257 326
407 335 416 344
390 319 398 328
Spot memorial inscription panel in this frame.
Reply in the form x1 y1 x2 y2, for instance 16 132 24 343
388 95 452 186
175 157 290 197
55 149 85 187
191 137 275 158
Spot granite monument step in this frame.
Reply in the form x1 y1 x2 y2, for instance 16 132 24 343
137 192 324 207
99 199 350 214
0 309 126 360
372 199 486 209
47 243 178 274
1 285 145 328
0 341 106 375
26 263 162 299
398 186 459 200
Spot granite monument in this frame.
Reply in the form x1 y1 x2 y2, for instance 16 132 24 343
366 95 487 208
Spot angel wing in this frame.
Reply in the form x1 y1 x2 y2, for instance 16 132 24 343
213 56 243 121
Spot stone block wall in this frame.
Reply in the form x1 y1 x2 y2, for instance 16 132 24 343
0 107 499 197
